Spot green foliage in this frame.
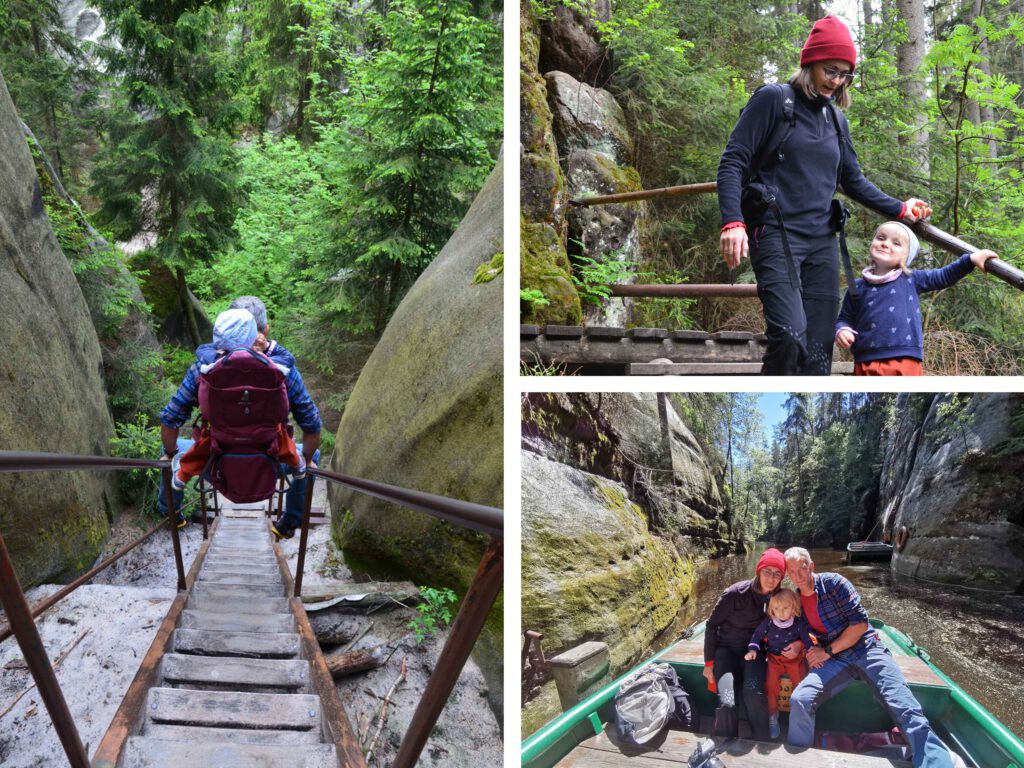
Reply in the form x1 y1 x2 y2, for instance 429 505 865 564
520 287 551 308
408 585 457 644
571 255 636 306
162 344 197 386
109 412 163 503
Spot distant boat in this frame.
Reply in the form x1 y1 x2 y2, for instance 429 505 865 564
847 541 894 564
521 618 1024 767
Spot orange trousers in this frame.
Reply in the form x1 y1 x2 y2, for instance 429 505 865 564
854 357 923 376
176 424 301 485
766 651 808 715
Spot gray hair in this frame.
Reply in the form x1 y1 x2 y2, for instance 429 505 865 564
228 295 268 332
784 546 812 564
790 66 851 109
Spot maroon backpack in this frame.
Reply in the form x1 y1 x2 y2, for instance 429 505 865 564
196 348 290 503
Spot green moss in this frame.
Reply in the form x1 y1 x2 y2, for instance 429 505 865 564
591 154 643 194
520 221 581 325
472 252 503 284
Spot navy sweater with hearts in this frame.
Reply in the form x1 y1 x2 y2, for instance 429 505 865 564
835 254 974 363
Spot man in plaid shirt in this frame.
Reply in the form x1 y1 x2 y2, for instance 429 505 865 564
784 547 965 767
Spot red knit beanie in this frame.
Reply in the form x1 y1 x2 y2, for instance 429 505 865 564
756 548 786 576
800 15 857 71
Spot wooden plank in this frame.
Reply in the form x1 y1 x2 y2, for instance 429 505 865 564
143 722 321 745
161 653 308 691
187 594 291 615
558 730 911 767
191 582 284 598
173 628 301 658
630 362 765 376
121 736 338 768
179 609 295 634
146 687 322 730
299 580 419 608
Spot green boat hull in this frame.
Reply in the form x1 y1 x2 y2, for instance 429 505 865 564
521 619 1024 768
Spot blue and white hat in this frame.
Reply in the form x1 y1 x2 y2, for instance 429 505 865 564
212 308 258 351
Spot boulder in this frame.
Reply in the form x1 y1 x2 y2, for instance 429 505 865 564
545 71 633 162
0 69 118 586
882 393 1024 591
328 157 504 713
538 1 612 85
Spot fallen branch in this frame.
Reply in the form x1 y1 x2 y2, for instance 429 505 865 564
364 655 407 764
326 645 387 679
0 628 91 719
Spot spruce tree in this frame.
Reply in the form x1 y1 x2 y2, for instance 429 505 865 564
91 0 241 347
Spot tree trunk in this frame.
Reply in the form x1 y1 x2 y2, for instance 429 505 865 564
325 646 387 678
176 266 202 348
896 0 930 181
972 0 998 158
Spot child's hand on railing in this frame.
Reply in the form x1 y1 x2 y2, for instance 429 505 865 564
971 249 998 272
744 650 757 661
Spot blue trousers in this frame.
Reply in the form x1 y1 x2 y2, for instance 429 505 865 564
157 438 319 528
787 638 955 767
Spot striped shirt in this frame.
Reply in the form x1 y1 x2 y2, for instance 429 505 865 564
807 572 871 646
160 350 321 434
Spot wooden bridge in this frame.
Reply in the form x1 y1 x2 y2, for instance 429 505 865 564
0 451 503 768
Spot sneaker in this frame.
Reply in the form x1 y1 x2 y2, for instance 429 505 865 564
272 519 297 540
768 713 780 740
170 454 187 491
174 512 186 529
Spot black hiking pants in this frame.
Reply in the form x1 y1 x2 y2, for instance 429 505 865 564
750 225 839 376
713 645 770 741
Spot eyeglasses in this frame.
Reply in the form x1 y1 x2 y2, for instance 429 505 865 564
822 65 855 84
761 569 783 579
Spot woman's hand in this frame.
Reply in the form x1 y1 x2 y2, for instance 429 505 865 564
901 198 932 223
703 665 715 684
835 328 856 349
720 226 748 268
971 249 998 272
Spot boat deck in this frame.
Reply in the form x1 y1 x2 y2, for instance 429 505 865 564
658 633 948 688
554 730 912 767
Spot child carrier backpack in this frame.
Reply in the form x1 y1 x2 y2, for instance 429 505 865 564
196 348 290 503
613 662 696 747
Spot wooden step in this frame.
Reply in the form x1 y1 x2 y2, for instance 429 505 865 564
192 582 285 599
198 568 282 583
122 737 337 768
629 361 856 375
174 628 301 658
143 723 321 745
187 595 291 615
145 687 322 730
180 609 295 634
161 653 308 692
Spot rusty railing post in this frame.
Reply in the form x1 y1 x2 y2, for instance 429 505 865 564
161 467 187 592
0 532 90 768
293 474 315 598
391 537 503 768
198 475 209 540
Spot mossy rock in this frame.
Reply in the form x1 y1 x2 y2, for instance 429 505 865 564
520 221 581 325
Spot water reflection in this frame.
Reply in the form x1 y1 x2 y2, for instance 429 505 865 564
652 547 1024 739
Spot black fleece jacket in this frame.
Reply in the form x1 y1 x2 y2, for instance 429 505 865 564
704 578 771 662
717 84 903 237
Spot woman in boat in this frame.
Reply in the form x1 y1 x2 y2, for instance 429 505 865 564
717 15 931 375
703 547 792 740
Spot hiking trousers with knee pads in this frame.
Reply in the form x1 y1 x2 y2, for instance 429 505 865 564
750 226 839 376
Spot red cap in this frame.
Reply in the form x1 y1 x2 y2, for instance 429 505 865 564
800 15 856 71
756 548 786 576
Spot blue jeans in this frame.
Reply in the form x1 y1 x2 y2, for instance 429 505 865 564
157 438 319 527
787 637 955 767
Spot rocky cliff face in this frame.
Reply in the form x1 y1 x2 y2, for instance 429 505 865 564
327 157 503 713
521 392 730 730
0 70 118 586
880 393 1024 593
520 4 644 327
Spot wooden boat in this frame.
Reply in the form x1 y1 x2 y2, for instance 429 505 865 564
847 541 894 564
521 619 1024 768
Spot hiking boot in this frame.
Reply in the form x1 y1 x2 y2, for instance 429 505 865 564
170 454 187 491
768 713 780 740
272 518 297 540
174 511 187 529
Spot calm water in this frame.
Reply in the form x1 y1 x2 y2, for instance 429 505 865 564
651 548 1024 740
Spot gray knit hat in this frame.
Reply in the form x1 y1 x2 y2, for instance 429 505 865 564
888 221 921 266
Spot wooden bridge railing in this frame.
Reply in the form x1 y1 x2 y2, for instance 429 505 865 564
571 180 1024 295
0 450 503 768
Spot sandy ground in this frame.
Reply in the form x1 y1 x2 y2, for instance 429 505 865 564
0 482 501 767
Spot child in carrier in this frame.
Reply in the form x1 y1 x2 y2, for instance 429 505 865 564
835 221 998 375
745 588 815 739
169 308 303 492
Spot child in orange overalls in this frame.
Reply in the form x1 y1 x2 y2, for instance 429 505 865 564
745 588 815 739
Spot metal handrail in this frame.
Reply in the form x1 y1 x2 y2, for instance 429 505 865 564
0 450 504 768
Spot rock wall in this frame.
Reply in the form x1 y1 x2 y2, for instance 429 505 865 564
0 69 118 586
521 392 730 730
879 393 1024 592
328 157 503 714
520 3 644 327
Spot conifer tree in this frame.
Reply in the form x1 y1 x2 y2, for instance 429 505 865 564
91 0 241 347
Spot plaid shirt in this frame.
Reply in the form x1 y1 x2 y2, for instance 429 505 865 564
159 353 321 434
811 572 871 645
